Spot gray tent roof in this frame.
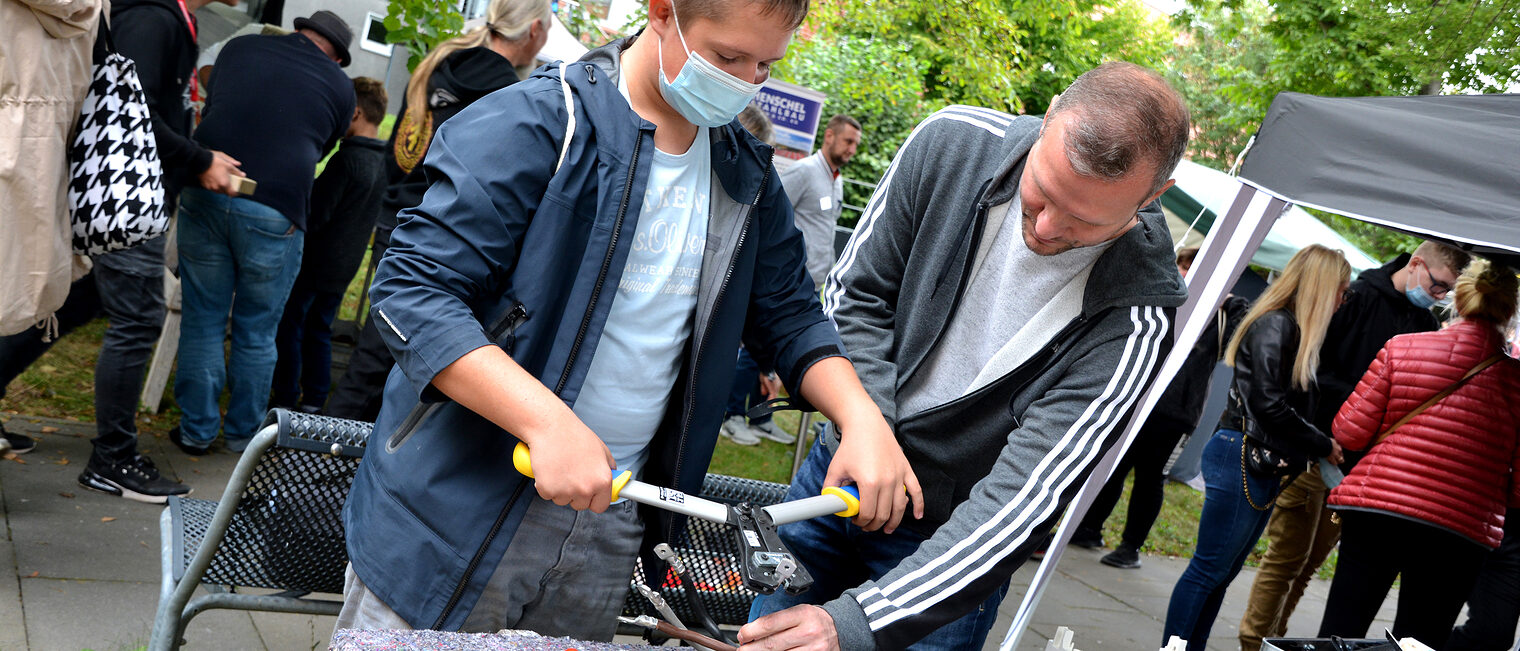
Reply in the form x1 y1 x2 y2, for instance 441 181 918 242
1237 92 1520 259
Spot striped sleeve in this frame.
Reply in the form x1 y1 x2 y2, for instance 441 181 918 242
822 306 1172 650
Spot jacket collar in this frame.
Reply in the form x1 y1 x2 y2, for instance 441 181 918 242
570 36 775 204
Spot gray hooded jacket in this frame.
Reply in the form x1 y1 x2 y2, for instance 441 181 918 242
817 105 1187 649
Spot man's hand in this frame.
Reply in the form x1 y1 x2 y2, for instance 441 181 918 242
429 345 616 512
796 356 923 533
759 372 784 401
737 605 839 651
828 409 923 533
198 150 244 195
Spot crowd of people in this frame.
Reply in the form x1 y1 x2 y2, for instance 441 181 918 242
5 0 1520 649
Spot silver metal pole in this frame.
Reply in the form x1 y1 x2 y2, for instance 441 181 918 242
790 412 815 481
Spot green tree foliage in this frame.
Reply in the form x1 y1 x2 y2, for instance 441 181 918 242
775 0 1173 223
1173 0 1520 168
771 37 931 226
1312 211 1423 263
1169 0 1518 258
383 0 465 71
1166 0 1277 169
1006 0 1175 114
1267 0 1520 96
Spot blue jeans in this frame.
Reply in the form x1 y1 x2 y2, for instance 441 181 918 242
1163 429 1282 649
175 188 304 446
749 438 1009 650
271 287 341 410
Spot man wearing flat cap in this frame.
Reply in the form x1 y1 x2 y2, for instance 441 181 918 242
171 11 356 455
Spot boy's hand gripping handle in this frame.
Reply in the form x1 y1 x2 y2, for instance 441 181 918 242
512 441 632 501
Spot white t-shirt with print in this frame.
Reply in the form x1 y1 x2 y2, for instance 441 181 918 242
572 78 710 478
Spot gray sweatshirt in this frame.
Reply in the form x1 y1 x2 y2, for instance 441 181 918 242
780 149 845 289
818 105 1187 649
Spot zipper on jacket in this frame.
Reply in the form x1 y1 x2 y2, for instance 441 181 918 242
427 302 533 624
668 164 769 544
554 135 643 395
435 123 644 630
905 197 990 383
385 302 530 453
432 479 530 629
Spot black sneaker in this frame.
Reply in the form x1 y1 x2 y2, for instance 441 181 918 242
1070 530 1105 550
2 428 36 454
1100 544 1143 569
78 454 191 503
169 426 211 456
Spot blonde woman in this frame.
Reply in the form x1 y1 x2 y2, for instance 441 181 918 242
325 0 550 420
1319 259 1520 647
1163 244 1350 649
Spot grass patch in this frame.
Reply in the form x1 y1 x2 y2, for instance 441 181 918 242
1093 475 1208 560
0 318 184 438
339 246 373 324
705 411 809 484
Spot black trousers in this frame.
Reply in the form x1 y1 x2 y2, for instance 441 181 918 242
1075 419 1189 549
1318 510 1488 648
0 258 166 462
1448 507 1520 651
323 241 392 423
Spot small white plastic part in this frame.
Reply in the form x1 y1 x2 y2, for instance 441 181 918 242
1043 626 1078 651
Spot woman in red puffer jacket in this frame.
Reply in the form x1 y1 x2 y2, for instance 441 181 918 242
1318 259 1520 647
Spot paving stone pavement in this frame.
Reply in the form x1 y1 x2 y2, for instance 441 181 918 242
0 414 1402 651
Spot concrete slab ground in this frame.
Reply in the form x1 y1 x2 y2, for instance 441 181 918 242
0 414 1408 651
987 547 1398 650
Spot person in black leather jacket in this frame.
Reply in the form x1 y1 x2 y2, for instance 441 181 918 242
1162 244 1350 650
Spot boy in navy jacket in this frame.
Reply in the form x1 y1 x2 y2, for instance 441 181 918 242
337 0 920 639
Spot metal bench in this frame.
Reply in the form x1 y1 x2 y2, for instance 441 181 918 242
148 407 785 648
149 408 369 651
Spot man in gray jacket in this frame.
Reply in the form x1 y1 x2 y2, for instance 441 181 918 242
781 114 861 289
742 62 1191 650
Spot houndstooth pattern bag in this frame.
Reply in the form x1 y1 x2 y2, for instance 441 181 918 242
67 20 168 257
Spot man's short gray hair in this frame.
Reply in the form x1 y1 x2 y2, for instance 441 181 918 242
1045 62 1191 195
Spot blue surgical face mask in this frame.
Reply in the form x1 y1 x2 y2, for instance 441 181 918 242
657 9 763 128
1405 266 1444 310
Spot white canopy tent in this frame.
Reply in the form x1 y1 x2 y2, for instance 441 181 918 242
1164 160 1379 273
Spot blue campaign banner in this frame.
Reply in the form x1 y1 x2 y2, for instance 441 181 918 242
749 79 827 166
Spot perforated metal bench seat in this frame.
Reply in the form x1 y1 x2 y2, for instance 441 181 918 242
151 409 370 651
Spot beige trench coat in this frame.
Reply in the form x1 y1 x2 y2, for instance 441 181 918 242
0 0 105 336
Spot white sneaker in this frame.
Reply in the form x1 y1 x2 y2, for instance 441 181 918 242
749 420 796 444
720 415 761 445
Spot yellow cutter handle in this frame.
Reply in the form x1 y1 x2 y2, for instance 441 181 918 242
822 485 861 518
512 442 631 501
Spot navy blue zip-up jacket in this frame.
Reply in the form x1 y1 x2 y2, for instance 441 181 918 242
343 38 843 630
